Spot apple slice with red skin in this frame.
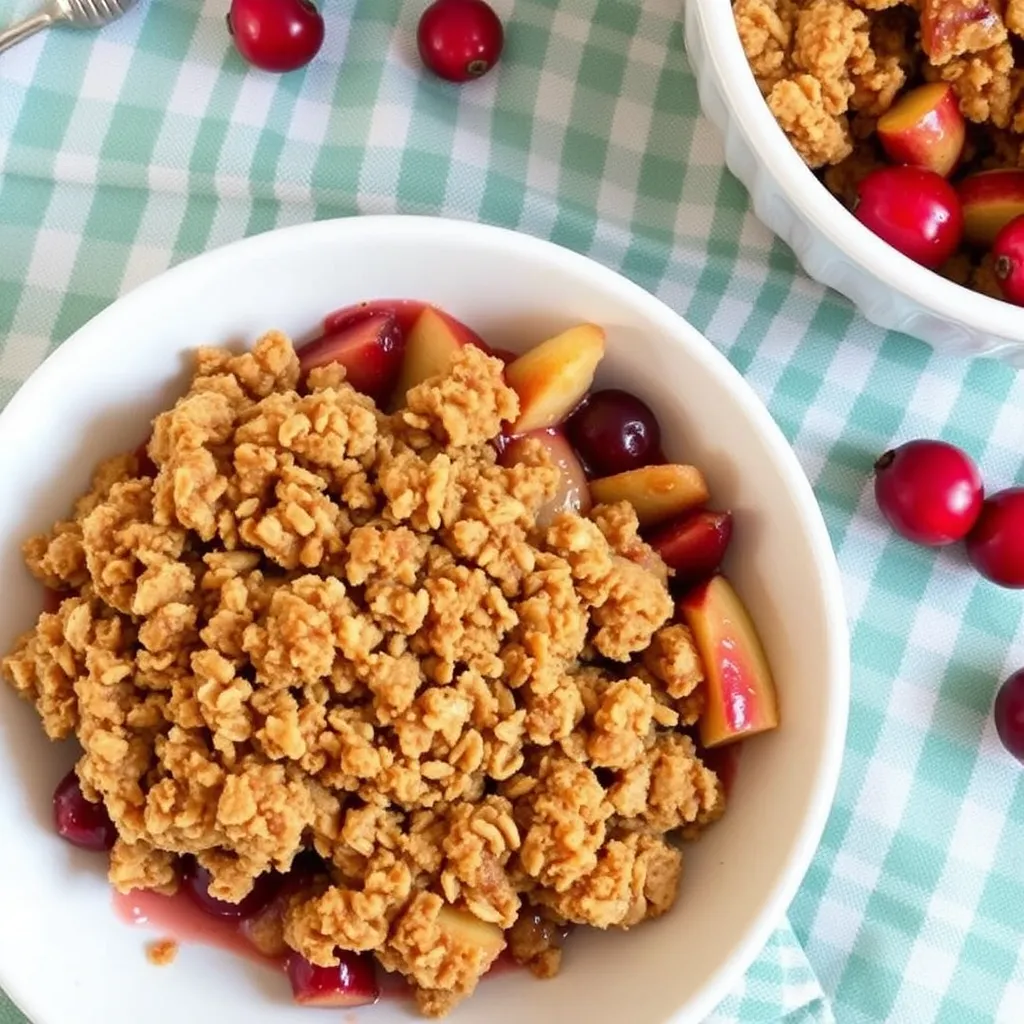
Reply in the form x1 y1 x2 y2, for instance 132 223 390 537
877 82 965 178
590 464 709 529
958 169 1024 246
297 310 405 404
323 300 489 346
287 950 380 1007
648 510 733 586
920 0 1006 65
501 428 591 527
392 306 490 405
323 298 424 335
678 575 780 748
505 324 606 434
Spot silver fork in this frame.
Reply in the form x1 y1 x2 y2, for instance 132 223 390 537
0 0 138 54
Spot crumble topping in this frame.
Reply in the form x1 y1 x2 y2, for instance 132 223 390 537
2 333 723 1017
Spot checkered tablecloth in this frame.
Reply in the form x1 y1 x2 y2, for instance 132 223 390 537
1 0 1023 1020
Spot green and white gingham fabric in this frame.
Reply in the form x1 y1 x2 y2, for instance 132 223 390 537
1 0 1023 1020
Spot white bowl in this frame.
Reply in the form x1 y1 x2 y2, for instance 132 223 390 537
685 0 1024 365
0 216 848 1024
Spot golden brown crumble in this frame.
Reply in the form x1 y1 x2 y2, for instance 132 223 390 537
735 0 1023 161
146 938 179 966
2 333 724 1018
821 136 888 204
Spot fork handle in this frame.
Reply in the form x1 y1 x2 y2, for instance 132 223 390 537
0 10 55 54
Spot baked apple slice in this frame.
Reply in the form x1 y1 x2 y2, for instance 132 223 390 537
920 0 1006 65
501 428 591 527
876 82 965 178
648 510 732 585
298 311 405 403
678 575 780 748
958 169 1024 246
393 306 486 403
589 464 709 528
287 950 380 1007
436 905 505 958
505 323 605 433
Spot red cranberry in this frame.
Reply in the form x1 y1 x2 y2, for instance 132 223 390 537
565 388 663 477
854 166 964 270
53 769 117 851
227 0 324 73
965 487 1024 588
994 668 1024 762
184 861 283 920
993 215 1024 306
873 439 983 546
417 0 504 83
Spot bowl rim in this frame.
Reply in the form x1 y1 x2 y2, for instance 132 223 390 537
0 215 850 1024
690 0 1024 345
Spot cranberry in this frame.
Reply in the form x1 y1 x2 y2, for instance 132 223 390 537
994 669 1024 762
417 0 504 83
993 214 1024 306
565 388 663 477
53 769 117 852
227 0 324 73
965 487 1024 588
854 166 964 270
873 439 983 546
184 861 283 920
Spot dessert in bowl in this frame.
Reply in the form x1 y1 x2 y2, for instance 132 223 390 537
0 216 848 1024
686 0 1024 362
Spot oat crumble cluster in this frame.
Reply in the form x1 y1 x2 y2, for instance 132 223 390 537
733 0 1024 294
1 332 724 1018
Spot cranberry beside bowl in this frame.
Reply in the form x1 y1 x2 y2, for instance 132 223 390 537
0 217 847 1024
684 0 1024 364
